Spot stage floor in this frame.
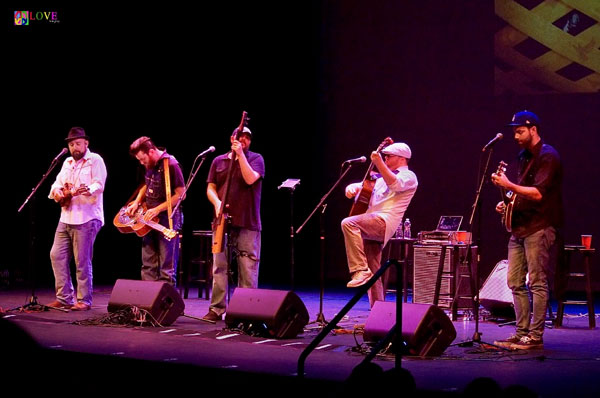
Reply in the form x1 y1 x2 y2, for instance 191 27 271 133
1 284 599 397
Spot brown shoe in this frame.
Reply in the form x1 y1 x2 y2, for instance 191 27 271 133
202 310 222 323
71 302 91 311
46 300 72 310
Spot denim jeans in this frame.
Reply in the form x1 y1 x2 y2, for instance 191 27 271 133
49 219 102 306
507 226 556 339
210 227 261 316
141 230 179 286
341 213 386 307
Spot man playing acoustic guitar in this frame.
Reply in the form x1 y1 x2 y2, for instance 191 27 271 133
491 110 563 350
127 137 185 286
341 142 417 308
48 127 107 311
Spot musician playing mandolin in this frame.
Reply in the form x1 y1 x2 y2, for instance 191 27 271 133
342 142 417 308
127 137 185 286
202 125 265 322
491 110 563 350
47 127 107 311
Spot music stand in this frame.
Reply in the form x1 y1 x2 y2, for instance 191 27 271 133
296 164 355 327
278 178 301 291
10 151 69 313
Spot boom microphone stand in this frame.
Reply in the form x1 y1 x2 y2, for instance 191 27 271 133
455 141 506 350
11 149 70 313
296 164 355 327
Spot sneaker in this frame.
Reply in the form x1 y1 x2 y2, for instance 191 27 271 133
202 310 222 323
511 335 543 350
346 270 373 288
493 334 523 349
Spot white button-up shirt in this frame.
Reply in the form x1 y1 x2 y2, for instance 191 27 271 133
351 166 418 245
49 149 107 225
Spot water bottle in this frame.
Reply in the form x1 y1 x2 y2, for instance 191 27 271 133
403 218 411 239
396 223 404 238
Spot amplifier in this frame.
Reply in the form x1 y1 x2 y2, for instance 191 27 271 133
413 245 476 308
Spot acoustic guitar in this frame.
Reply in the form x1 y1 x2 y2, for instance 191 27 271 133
212 111 249 253
113 202 177 241
348 137 393 216
495 161 516 232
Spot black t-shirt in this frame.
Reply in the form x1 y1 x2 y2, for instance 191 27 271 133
144 152 185 230
511 141 563 238
207 151 264 231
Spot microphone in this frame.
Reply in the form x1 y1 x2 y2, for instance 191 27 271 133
342 156 367 165
482 133 503 152
53 148 68 162
198 146 216 157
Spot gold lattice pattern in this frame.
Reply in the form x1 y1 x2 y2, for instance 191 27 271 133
495 0 600 94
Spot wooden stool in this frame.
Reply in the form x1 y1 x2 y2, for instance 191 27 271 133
183 230 213 300
555 245 595 329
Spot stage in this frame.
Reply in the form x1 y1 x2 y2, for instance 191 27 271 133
1 284 598 397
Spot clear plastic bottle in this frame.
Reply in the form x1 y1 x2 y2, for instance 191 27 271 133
403 218 411 239
396 223 404 238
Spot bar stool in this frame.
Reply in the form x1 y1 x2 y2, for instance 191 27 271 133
555 245 596 329
433 244 478 321
183 230 213 300
381 237 415 303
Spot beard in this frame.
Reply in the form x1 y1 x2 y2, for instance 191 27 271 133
72 151 84 161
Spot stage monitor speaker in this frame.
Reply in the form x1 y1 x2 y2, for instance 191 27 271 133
108 279 185 326
224 288 309 339
479 259 518 318
364 301 456 357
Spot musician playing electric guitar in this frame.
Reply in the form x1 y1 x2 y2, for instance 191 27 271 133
491 110 563 350
127 136 185 286
203 120 265 323
341 142 417 308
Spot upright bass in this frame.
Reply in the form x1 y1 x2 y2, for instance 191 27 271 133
212 111 248 253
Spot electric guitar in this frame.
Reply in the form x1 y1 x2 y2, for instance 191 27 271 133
495 161 516 232
212 111 249 253
348 137 393 216
113 202 177 241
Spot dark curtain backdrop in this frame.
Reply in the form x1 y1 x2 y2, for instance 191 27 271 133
5 1 599 292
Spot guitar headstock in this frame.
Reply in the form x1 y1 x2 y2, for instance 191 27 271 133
235 111 249 139
496 161 507 176
377 137 394 152
164 229 177 241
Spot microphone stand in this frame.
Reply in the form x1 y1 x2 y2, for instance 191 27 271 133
11 153 69 313
455 144 508 350
278 179 301 291
296 163 355 327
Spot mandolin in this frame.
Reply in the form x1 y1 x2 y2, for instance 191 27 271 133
348 137 393 216
57 183 89 208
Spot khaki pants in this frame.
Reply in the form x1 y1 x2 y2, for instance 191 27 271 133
341 213 386 307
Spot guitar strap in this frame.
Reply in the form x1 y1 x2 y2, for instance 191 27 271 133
163 157 173 231
517 155 535 186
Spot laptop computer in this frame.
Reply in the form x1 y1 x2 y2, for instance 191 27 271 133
435 216 463 232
